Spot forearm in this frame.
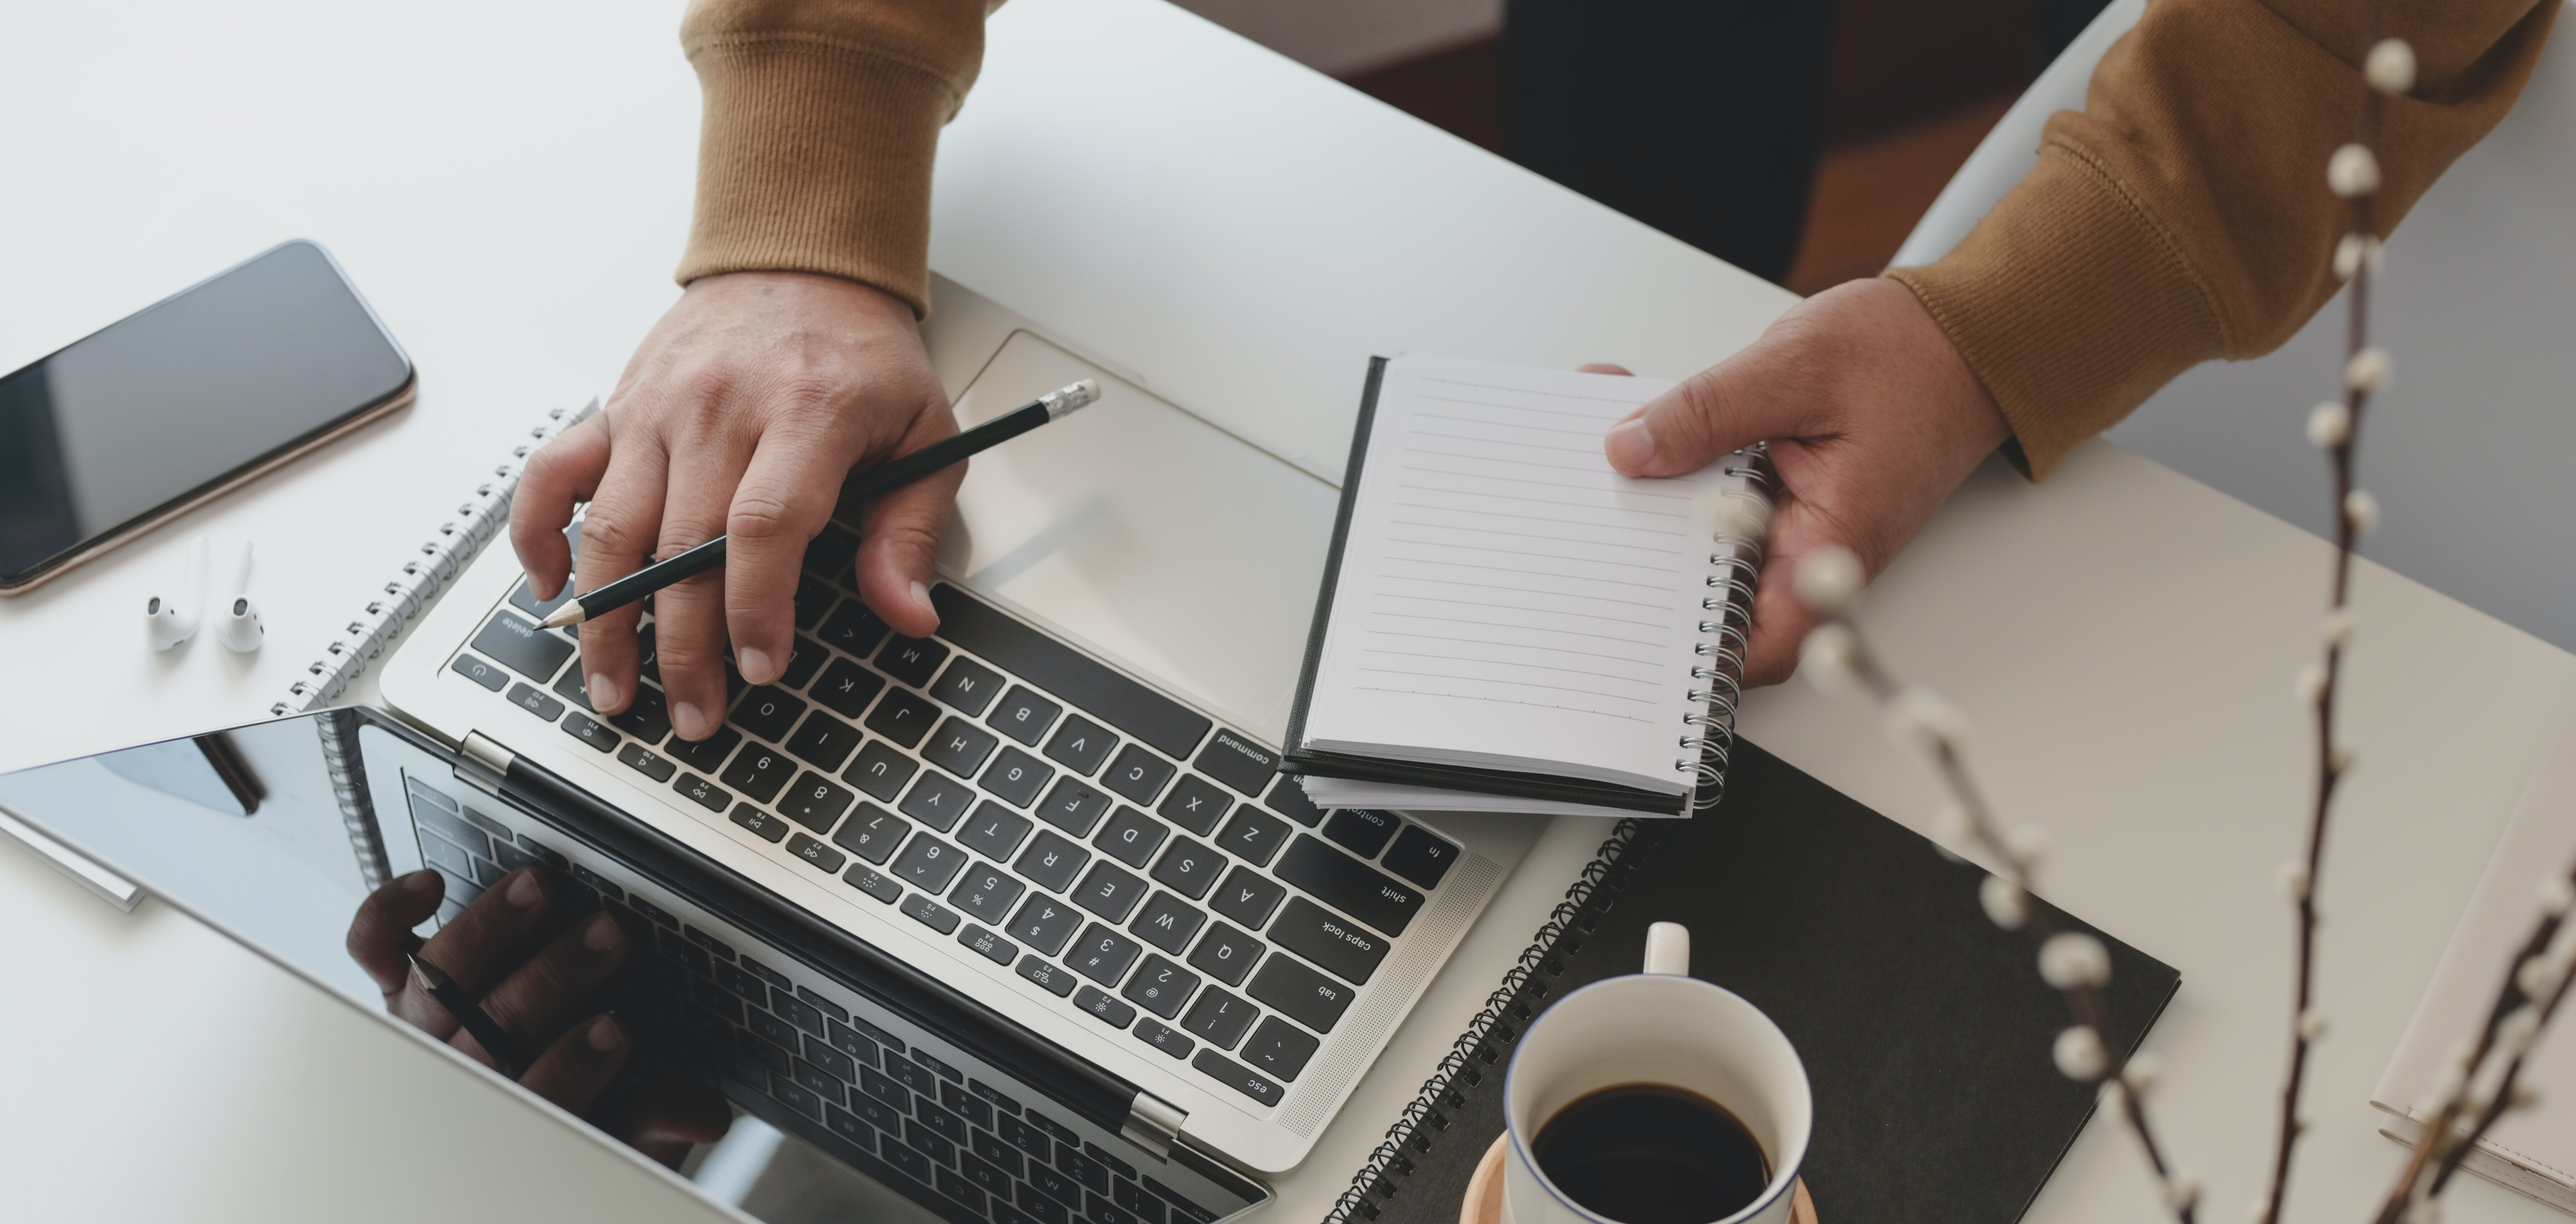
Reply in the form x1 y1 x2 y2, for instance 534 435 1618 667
1889 0 2559 478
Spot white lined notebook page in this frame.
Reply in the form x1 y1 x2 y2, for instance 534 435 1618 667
1303 355 1710 795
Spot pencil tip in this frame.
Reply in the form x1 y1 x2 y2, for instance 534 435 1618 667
541 602 584 629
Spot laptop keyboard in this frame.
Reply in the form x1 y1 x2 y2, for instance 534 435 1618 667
448 530 1462 1110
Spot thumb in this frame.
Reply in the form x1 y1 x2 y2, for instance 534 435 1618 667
1604 353 1810 479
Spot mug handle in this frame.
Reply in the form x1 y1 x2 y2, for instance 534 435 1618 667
1644 922 1690 975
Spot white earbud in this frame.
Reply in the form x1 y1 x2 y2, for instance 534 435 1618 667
145 536 211 651
214 541 263 652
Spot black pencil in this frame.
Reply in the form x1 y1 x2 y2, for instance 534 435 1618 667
408 951 532 1079
542 378 1101 629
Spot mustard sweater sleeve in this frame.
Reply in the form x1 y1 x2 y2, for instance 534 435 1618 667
674 0 1003 317
1888 0 2560 478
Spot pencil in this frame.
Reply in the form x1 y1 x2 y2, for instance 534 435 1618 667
408 950 532 1079
542 378 1101 629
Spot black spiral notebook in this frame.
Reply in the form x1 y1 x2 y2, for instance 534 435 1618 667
1323 739 2180 1224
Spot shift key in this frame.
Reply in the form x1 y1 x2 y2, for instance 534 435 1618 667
1269 898 1389 984
1272 836 1420 936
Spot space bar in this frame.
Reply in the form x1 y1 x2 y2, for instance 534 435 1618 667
928 584 1212 760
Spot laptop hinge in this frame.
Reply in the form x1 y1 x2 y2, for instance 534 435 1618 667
454 731 514 799
1121 1091 1187 1160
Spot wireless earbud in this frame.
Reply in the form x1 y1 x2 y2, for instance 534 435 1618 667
145 536 211 651
214 541 263 652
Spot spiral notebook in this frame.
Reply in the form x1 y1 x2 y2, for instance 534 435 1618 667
1324 739 2181 1224
1284 355 1767 818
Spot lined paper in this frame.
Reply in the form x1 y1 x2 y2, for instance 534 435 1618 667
1303 356 1710 795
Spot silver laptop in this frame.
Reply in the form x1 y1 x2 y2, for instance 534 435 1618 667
0 281 1544 1220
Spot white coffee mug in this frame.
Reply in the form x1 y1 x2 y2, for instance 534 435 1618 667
1503 923 1813 1224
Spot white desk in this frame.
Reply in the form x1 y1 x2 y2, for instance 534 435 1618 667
4 1 2570 1222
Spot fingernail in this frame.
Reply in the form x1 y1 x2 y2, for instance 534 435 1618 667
738 648 775 684
673 702 712 740
909 581 934 620
507 871 543 908
587 672 620 711
1605 418 1656 471
401 868 441 895
587 1015 626 1053
583 911 624 953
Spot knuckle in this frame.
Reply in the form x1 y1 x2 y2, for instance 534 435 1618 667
577 514 649 563
727 486 808 542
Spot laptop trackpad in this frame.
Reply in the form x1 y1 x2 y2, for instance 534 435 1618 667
938 332 1339 742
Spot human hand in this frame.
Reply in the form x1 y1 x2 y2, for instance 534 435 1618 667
510 270 959 740
1599 277 2010 686
346 868 729 1165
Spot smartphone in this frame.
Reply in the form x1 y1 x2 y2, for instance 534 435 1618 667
0 239 416 595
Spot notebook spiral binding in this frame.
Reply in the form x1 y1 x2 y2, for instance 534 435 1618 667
1680 444 1773 813
1323 817 1649 1224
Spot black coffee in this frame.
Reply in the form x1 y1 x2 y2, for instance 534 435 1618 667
1529 1083 1769 1224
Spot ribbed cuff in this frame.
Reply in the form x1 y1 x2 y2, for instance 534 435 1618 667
677 38 956 317
1887 142 2233 480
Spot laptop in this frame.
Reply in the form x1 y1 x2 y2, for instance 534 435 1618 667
0 278 1547 1222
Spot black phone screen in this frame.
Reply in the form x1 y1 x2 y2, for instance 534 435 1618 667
0 240 413 587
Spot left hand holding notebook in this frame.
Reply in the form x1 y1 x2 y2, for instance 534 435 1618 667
508 270 959 741
1601 277 2010 685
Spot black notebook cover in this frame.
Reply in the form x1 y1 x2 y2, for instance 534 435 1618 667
1325 740 2179 1224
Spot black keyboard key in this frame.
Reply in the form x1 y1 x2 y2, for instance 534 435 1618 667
1249 952 1356 1033
1101 745 1175 806
901 892 962 935
1240 1016 1321 1081
1028 1166 1082 1213
1036 778 1113 837
1275 835 1423 936
474 612 574 683
1192 729 1278 797
806 1038 858 1082
810 657 888 719
931 655 1007 716
1214 807 1289 867
1091 807 1169 869
1026 1113 1081 1147
673 773 731 812
749 1011 800 1053
779 772 857 832
1383 824 1461 889
828 1018 887 1066
1042 715 1118 777
1186 922 1265 987
1179 987 1257 1049
972 1130 1025 1177
962 1152 1014 1197
787 833 848 874
1134 1019 1194 1061
606 685 673 744
505 682 567 723
959 802 1035 861
981 748 1055 808
970 1079 1022 1116
832 804 912 865
635 624 664 687
1006 896 1086 956
1191 1051 1282 1107
959 923 1019 965
1210 868 1285 929
1072 861 1149 923
1088 1192 1140 1224
939 1078 989 1125
876 635 950 688
1018 1190 1073 1224
860 1064 912 1110
825 1104 877 1150
819 598 891 657
1262 774 1324 828
745 959 794 990
780 635 828 689
508 575 576 621
719 742 798 804
794 574 837 631
733 686 807 742
1016 954 1080 998
785 711 864 772
665 726 740 772
450 652 509 691
864 687 942 748
884 1140 935 1185
792 1057 847 1105
846 864 905 903
1128 891 1208 955
1058 1154 1111 1203
843 739 918 801
776 992 826 1038
1114 1179 1171 1224
1148 838 1223 900
687 926 735 959
922 717 1001 780
805 524 861 582
1067 924 1143 986
898 771 976 831
931 586 1212 759
1322 808 1398 859
919 1098 971 1143
1121 955 1201 1020
1147 1182 1215 1224
1272 897 1390 984
905 1117 959 1166
796 985 847 1021
730 803 791 843
1014 832 1091 893
989 685 1063 746
1084 1142 1137 1181
1074 985 1138 1029
999 1115 1052 1160
951 864 1027 925
893 835 970 893
1155 775 1233 837
552 657 599 713
740 1030 792 1077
